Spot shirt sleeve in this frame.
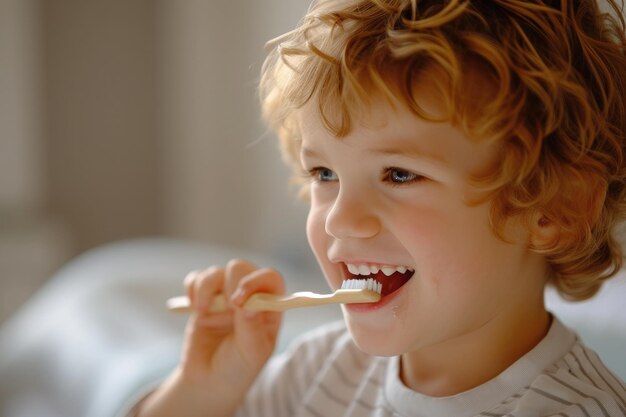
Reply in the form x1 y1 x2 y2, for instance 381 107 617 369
120 322 346 417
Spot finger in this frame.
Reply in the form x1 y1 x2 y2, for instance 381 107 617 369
223 259 258 301
232 268 285 366
233 267 286 307
183 270 200 305
193 266 224 313
195 311 235 328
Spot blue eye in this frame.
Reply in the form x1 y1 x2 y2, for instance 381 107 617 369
309 167 338 182
383 168 423 185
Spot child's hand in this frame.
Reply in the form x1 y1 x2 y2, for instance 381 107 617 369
138 259 284 417
180 259 285 384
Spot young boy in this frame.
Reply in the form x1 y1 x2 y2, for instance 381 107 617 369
137 0 626 415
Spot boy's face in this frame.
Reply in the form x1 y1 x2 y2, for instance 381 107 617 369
298 90 549 357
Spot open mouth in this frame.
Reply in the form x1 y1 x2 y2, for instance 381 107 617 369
343 263 414 297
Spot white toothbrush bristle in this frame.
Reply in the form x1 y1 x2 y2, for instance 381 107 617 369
341 278 382 294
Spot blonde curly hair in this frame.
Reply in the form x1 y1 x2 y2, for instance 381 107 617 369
259 0 626 301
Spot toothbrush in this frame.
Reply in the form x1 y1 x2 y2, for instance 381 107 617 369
166 278 382 313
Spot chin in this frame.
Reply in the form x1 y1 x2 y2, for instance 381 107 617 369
345 319 406 357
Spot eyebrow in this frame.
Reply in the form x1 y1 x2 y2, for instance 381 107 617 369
300 145 448 166
300 139 450 170
371 146 448 166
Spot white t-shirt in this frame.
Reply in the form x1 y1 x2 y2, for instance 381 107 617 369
236 317 626 417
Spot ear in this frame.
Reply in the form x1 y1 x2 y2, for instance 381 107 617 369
529 179 607 249
529 212 560 249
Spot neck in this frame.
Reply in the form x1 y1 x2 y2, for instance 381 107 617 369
400 304 551 397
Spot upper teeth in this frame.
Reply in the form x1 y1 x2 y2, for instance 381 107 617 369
346 263 414 276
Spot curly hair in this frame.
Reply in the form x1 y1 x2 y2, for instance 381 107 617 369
259 0 626 301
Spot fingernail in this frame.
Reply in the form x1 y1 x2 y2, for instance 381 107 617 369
230 288 246 306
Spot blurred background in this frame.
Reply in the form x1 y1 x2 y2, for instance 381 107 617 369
0 0 316 323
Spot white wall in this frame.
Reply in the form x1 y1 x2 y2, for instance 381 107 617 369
155 0 315 268
43 0 159 251
0 0 70 321
0 0 316 321
0 0 42 209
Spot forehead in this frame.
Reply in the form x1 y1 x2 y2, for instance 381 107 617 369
297 89 500 178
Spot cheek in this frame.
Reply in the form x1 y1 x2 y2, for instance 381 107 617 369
306 205 339 289
306 205 326 258
400 204 526 309
395 204 495 287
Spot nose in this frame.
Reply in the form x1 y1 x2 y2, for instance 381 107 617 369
324 190 381 239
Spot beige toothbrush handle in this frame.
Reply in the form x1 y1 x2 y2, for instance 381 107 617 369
166 289 380 313
166 294 224 314
166 293 288 314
